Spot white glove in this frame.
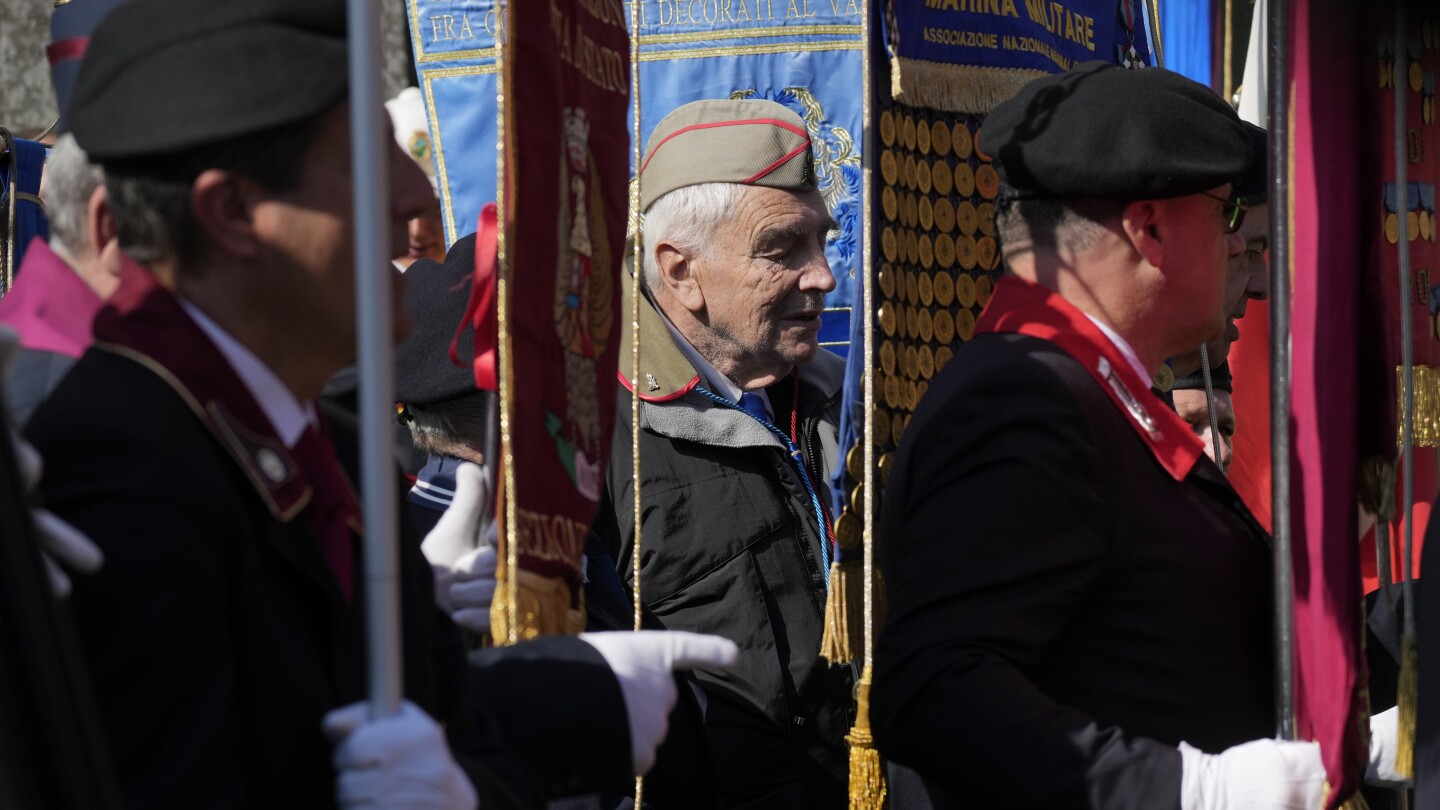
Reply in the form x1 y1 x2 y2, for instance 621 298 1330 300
322 700 478 810
1367 706 1411 787
579 630 740 775
1179 738 1326 810
421 463 497 632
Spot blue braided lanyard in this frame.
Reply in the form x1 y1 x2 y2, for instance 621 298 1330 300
693 385 833 586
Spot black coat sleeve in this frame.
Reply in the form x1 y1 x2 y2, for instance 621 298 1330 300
871 351 1183 809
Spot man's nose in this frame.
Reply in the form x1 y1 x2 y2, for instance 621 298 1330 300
800 251 837 293
1248 256 1270 300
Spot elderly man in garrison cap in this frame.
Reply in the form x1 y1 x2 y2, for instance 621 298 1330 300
871 62 1330 808
592 97 851 806
23 1 740 808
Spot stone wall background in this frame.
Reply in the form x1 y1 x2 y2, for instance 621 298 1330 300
1 0 415 140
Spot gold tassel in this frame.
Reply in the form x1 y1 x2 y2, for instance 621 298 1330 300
491 569 582 643
1397 632 1418 777
821 562 889 665
847 668 887 809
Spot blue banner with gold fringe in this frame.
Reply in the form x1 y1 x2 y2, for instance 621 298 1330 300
408 0 864 354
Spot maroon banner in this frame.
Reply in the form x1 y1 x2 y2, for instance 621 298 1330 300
499 0 630 635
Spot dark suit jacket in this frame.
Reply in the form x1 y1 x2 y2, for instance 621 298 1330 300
872 332 1274 809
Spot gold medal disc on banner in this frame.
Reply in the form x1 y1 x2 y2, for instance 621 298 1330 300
891 411 906 444
935 233 956 269
932 159 953 195
880 110 896 147
1423 210 1434 242
903 345 918 379
906 230 921 265
846 445 865 479
956 272 977 307
918 308 934 342
977 236 998 270
1387 212 1400 244
933 308 955 343
934 270 955 306
882 227 898 262
917 118 931 155
917 158 933 194
1409 211 1420 241
956 308 976 341
976 275 994 306
958 235 978 269
977 202 997 236
879 300 897 336
957 200 978 235
903 155 917 191
898 192 913 227
873 406 890 445
935 346 954 372
952 122 972 159
919 234 935 269
934 198 956 233
905 269 919 305
1412 62 1424 92
931 121 951 156
878 263 896 299
880 339 896 375
878 452 894 486
884 375 900 409
973 126 991 162
906 379 919 411
881 150 898 186
916 380 929 406
849 483 865 516
835 511 862 550
919 196 935 231
906 305 920 338
975 164 1000 200
882 186 898 222
918 272 935 306
954 162 975 198
902 115 917 151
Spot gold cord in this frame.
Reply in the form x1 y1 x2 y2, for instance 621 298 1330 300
629 0 646 803
493 0 521 646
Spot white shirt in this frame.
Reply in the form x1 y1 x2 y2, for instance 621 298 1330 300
659 309 774 421
180 300 316 448
1083 313 1150 384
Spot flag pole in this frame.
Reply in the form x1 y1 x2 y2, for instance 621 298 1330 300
347 0 403 719
1266 0 1295 742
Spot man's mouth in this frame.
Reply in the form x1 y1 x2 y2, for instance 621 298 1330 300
1225 318 1240 343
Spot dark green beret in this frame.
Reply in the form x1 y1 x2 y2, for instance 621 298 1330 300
69 0 347 162
1172 360 1233 393
982 61 1250 201
640 98 816 212
395 234 477 407
1234 122 1269 203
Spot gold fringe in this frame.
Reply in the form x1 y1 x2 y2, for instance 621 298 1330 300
490 569 584 642
1397 632 1418 777
1398 365 1440 448
847 669 887 810
821 562 889 665
890 57 1047 115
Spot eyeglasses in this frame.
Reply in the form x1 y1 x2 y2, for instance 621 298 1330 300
1199 192 1249 234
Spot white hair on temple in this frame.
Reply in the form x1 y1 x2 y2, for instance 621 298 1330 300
641 181 738 289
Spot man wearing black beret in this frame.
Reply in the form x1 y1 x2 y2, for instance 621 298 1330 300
872 62 1328 807
23 0 737 807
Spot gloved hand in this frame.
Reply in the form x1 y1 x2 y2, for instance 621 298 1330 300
322 700 478 810
420 462 497 632
1366 706 1411 787
1178 738 1326 810
2 326 104 598
579 630 740 775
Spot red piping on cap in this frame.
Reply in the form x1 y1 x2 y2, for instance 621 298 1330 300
46 36 89 64
641 117 810 174
743 142 811 184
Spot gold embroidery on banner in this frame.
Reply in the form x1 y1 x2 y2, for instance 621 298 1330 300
421 64 501 241
639 23 859 44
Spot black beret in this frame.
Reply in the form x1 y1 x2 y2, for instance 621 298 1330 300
1233 122 1269 203
69 0 347 162
48 0 129 135
982 62 1251 201
395 234 477 407
1172 360 1233 393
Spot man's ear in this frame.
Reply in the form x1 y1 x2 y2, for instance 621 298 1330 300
191 169 262 260
1119 199 1165 269
86 183 115 255
654 240 705 314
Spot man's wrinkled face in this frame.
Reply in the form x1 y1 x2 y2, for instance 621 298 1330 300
691 186 837 380
1174 387 1236 473
1214 201 1269 359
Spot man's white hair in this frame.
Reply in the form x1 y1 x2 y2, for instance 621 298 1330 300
43 134 105 259
641 182 739 289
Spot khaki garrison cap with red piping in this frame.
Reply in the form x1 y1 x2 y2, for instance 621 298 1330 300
639 98 817 212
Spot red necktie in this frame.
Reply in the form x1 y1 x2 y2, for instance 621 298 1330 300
292 415 359 602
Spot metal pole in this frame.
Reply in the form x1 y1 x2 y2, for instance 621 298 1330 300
1395 0 1416 643
1266 0 1295 742
347 0 402 720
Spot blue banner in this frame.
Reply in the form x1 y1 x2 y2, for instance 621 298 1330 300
408 0 864 353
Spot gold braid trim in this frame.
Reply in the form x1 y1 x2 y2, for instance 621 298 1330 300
1398 365 1440 447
